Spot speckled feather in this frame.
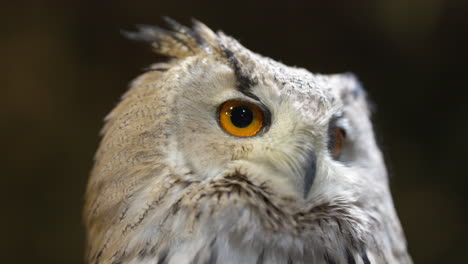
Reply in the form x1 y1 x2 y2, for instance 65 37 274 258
84 19 412 264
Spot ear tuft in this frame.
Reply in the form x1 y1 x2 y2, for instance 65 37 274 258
122 18 218 59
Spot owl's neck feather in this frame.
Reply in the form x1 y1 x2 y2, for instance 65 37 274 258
91 170 410 264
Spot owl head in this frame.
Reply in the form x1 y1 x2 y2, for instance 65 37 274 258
84 18 411 264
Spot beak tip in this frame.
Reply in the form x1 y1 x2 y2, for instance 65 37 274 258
303 151 317 198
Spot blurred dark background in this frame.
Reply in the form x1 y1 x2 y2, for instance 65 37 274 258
2 0 467 263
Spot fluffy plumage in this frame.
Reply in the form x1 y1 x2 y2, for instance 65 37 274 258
84 19 412 264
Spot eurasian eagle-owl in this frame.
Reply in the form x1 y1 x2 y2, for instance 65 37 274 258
84 19 412 264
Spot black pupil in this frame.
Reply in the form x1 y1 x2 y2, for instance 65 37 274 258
230 105 253 128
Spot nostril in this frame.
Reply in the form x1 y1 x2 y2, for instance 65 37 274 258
303 151 317 198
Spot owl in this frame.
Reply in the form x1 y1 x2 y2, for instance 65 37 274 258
84 18 412 264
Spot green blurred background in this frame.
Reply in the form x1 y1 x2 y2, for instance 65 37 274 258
2 0 467 263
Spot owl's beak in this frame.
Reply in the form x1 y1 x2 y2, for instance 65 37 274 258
303 150 317 198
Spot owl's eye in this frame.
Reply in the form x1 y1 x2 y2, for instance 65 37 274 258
219 100 264 137
329 127 346 159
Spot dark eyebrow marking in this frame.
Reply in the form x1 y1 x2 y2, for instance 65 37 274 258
219 45 260 101
238 87 261 102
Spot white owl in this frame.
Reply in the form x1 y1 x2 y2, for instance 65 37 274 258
84 18 412 264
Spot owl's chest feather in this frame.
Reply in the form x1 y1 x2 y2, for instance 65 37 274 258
119 175 384 264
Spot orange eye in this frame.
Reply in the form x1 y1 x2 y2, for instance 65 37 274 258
330 127 346 159
219 100 264 137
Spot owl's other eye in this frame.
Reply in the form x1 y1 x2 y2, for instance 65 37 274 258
329 126 346 159
219 100 264 137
